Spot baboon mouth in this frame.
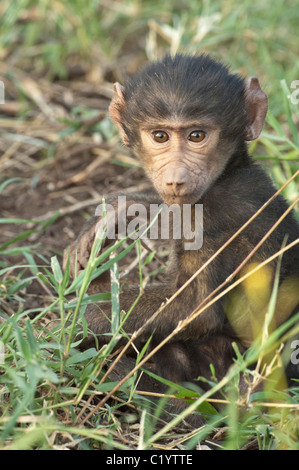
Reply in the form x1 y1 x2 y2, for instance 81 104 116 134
162 194 199 206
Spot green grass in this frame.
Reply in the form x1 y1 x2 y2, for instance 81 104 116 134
0 0 299 450
1 195 299 449
1 0 299 112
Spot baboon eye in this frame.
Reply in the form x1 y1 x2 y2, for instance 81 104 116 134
153 131 169 143
188 131 206 142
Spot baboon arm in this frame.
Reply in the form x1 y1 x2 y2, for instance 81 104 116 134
63 190 162 277
82 281 223 346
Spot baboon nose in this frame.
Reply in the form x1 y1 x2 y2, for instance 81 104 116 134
166 181 187 195
164 168 189 195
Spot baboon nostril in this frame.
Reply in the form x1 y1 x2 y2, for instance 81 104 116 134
166 181 185 186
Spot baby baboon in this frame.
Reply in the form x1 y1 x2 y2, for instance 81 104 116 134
64 54 299 422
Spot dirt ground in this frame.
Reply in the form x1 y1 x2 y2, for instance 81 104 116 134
0 62 162 313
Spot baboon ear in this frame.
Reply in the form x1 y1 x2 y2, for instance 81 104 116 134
109 82 130 146
244 77 268 141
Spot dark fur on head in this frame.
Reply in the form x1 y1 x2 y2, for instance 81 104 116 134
121 54 248 143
